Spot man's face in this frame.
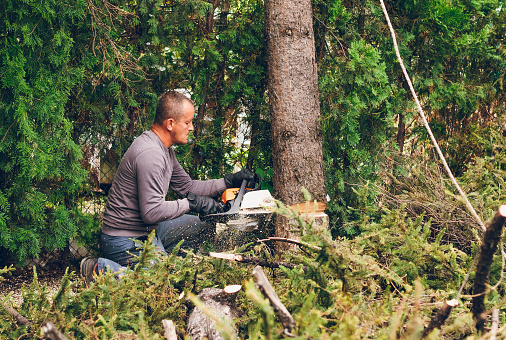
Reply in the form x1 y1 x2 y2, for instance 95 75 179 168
169 102 194 145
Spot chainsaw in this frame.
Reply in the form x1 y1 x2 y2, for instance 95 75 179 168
201 175 276 232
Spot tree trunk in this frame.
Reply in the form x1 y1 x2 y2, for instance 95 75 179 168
264 0 327 249
397 113 405 153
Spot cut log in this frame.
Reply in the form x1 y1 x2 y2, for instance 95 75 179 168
187 285 242 340
252 266 295 336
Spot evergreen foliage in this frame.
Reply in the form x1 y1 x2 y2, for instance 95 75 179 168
3 0 506 336
1 200 500 339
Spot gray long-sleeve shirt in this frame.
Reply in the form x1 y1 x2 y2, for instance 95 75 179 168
101 130 226 237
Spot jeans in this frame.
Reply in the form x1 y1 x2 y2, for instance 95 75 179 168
96 214 213 274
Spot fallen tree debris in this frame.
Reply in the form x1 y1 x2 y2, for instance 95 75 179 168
472 205 506 333
256 237 321 251
187 285 242 340
421 299 458 338
162 319 178 340
209 252 304 270
252 266 295 336
1 303 31 325
42 321 68 340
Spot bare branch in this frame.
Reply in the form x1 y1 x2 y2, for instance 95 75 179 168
209 252 305 270
252 266 295 336
378 0 486 232
256 237 321 251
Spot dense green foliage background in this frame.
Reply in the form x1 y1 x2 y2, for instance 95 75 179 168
2 0 506 337
2 0 504 263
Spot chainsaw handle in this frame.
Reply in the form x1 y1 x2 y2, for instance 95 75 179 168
227 179 247 214
200 179 247 222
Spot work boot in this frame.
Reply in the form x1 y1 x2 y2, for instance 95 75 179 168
80 257 98 287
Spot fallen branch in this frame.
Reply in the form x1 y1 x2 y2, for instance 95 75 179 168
490 308 499 340
210 252 305 270
42 322 68 340
472 205 506 333
1 303 31 325
257 237 321 251
421 299 458 338
252 266 295 336
162 320 178 340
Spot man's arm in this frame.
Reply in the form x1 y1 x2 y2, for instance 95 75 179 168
136 151 190 225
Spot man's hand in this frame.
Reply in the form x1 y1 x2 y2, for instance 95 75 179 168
187 192 224 216
224 169 254 188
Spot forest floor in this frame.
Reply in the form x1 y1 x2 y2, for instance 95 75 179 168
0 262 79 308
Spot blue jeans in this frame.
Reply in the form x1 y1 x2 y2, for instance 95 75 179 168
96 214 213 274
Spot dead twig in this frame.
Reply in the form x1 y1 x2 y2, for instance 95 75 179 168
379 0 486 233
490 308 499 340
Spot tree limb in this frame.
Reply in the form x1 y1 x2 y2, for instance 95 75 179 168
257 237 321 251
472 206 506 333
252 266 295 336
162 320 178 340
209 252 305 270
1 303 31 325
421 299 458 338
42 322 68 340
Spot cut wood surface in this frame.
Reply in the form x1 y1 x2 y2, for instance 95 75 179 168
288 201 327 214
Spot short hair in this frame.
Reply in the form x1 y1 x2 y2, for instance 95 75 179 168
154 90 194 125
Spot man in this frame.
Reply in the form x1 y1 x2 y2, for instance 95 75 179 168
81 90 253 284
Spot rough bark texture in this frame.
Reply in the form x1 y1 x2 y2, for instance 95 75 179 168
2 304 31 325
252 266 295 334
472 207 506 334
421 300 456 338
187 287 241 340
42 322 68 340
264 0 327 248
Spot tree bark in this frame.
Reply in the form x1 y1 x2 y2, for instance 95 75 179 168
42 322 68 340
252 266 295 335
472 205 506 334
162 320 178 340
264 0 327 250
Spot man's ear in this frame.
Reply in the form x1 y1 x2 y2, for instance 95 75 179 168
166 118 175 131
